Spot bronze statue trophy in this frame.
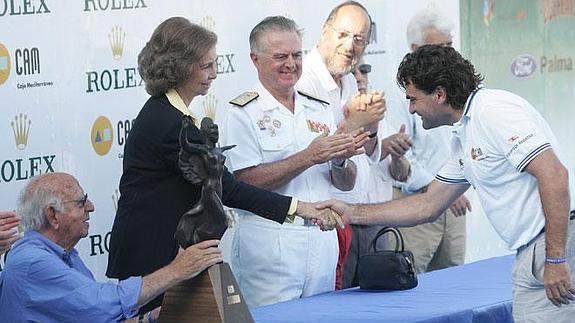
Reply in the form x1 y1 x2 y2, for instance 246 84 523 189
159 116 253 323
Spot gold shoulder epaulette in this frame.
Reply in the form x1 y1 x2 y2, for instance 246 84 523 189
229 91 259 107
297 90 330 106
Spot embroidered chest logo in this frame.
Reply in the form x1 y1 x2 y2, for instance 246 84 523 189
306 119 330 133
508 135 519 143
257 114 282 137
470 147 487 161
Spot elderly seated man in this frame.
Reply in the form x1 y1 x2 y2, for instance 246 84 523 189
0 172 223 322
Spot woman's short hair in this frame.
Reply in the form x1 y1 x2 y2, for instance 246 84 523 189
138 17 217 96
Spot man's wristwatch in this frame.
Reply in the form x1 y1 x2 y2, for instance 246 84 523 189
331 159 348 170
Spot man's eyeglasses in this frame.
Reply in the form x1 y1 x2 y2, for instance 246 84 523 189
358 64 371 74
63 193 89 209
329 25 369 47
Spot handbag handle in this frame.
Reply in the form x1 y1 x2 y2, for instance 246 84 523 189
370 227 406 253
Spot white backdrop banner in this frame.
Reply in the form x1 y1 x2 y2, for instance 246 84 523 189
2 0 510 281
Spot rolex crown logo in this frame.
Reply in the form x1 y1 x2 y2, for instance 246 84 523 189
108 26 125 60
200 16 215 32
11 113 31 150
203 93 217 121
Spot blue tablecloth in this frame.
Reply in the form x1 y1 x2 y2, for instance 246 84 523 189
251 255 514 322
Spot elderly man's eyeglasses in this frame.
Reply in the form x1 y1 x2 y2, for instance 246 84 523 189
63 193 89 208
329 25 369 47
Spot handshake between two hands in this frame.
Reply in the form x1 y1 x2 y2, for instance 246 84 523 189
295 200 351 231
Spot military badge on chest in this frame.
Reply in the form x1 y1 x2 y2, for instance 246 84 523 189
306 119 330 133
257 113 282 137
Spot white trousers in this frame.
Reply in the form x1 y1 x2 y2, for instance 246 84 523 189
231 215 338 308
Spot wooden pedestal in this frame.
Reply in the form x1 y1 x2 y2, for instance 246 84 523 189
158 262 253 323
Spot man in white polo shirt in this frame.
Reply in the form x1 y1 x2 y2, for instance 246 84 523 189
318 45 575 322
385 9 470 275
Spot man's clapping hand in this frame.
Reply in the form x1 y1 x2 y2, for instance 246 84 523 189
343 91 386 132
381 124 412 159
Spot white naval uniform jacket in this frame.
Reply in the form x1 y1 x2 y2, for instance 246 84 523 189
224 81 337 212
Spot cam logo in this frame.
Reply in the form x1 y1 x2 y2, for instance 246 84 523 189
11 113 31 150
91 116 114 156
108 26 125 60
203 93 217 121
200 16 215 32
15 47 40 76
0 42 10 85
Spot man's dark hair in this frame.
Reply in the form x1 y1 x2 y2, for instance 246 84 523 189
397 45 483 110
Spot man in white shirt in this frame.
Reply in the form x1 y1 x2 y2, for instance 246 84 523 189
386 10 471 273
224 16 367 307
296 0 410 289
319 45 575 322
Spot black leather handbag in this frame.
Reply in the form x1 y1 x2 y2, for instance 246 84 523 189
358 227 418 290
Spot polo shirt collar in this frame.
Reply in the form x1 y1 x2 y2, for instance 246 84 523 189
453 85 484 130
462 84 485 118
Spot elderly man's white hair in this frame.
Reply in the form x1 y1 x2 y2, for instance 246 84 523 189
406 10 454 48
17 173 72 231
